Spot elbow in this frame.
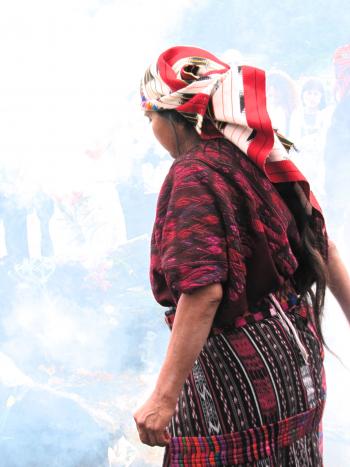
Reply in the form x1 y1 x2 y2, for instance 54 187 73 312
206 283 224 303
190 282 224 304
180 283 223 323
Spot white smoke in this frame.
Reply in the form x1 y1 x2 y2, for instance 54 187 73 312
0 1 350 466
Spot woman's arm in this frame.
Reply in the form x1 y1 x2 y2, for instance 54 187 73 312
153 282 223 404
133 282 223 447
327 239 350 326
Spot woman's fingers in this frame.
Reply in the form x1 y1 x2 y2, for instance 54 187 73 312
157 429 171 447
153 428 170 447
141 430 157 447
134 414 171 447
137 426 170 447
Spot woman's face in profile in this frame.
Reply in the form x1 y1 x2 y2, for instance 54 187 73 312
145 111 177 158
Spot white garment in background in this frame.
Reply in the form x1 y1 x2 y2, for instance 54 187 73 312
289 105 334 203
50 151 127 263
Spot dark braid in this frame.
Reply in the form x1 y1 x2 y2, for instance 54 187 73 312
276 182 329 349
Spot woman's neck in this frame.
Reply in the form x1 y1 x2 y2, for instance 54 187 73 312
174 131 201 158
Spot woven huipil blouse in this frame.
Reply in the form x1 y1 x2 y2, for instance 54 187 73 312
150 138 304 327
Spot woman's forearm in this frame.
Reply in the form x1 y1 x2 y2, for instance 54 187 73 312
327 239 350 325
152 283 223 405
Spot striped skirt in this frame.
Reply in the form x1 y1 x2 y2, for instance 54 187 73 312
162 298 326 466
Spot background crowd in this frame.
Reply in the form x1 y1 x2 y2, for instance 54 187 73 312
1 47 349 265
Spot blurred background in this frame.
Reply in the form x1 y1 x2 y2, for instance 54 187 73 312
0 0 349 465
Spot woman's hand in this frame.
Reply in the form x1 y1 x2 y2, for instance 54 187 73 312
133 393 175 447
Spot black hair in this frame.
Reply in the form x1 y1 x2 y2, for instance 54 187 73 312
158 109 197 157
158 109 195 129
301 78 326 110
276 182 329 350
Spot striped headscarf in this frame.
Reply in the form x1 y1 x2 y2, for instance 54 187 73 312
140 46 323 217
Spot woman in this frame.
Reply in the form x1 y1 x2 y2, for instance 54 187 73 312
292 78 328 141
289 78 330 204
266 70 299 137
133 46 350 466
324 45 350 233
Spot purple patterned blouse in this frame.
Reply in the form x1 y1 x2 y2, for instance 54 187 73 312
150 138 304 327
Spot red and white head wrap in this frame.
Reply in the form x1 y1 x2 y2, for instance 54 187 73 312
141 46 323 217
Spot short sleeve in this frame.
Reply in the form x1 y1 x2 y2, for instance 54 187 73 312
160 160 228 295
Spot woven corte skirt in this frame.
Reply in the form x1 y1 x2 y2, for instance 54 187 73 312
163 306 326 466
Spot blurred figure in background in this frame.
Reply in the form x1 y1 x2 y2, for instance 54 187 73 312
32 191 55 257
290 78 333 203
296 78 327 137
50 143 127 263
266 70 299 136
118 150 171 239
0 168 29 264
324 45 350 241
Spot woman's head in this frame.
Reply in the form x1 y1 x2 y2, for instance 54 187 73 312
140 45 230 147
266 70 298 114
301 78 326 111
140 46 295 167
144 109 200 158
